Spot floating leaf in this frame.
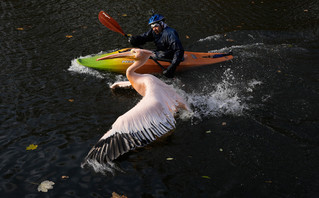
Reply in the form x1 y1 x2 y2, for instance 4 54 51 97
112 192 127 198
127 34 132 37
166 157 174 161
202 176 211 179
68 99 74 102
61 175 69 179
222 122 227 126
26 144 38 150
16 27 24 31
185 35 190 39
37 180 55 192
122 14 128 17
65 35 73 38
206 130 211 134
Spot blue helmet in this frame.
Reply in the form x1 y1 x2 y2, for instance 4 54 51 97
148 14 165 25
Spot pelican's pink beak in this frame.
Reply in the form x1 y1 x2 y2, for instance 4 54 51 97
97 50 135 61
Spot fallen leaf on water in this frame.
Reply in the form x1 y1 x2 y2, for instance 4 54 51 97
68 99 74 102
166 157 174 161
26 144 38 150
127 34 132 37
38 180 55 192
202 176 211 179
206 130 211 134
16 27 24 31
222 122 227 126
185 35 190 39
122 14 128 17
304 9 308 12
66 35 73 38
61 175 69 179
112 192 127 198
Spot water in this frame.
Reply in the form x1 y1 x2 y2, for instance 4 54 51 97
1 0 319 197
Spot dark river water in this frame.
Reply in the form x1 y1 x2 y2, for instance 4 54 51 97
1 0 319 197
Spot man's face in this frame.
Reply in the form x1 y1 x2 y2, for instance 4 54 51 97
151 23 163 34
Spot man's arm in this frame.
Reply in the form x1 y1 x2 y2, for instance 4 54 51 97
163 31 184 77
129 29 154 47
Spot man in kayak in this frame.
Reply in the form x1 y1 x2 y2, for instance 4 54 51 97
129 13 184 78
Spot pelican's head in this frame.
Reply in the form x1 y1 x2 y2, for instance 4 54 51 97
97 48 154 61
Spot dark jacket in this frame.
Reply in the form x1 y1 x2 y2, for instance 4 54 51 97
130 26 184 69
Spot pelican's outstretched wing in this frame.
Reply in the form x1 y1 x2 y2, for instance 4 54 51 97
84 76 188 164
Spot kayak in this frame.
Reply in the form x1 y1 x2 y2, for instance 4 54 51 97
77 48 233 74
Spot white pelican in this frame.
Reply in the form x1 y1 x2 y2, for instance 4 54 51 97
83 48 190 167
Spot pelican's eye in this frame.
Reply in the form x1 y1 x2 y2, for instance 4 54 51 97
131 49 141 59
130 49 137 56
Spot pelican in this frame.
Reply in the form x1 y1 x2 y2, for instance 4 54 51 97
83 48 190 167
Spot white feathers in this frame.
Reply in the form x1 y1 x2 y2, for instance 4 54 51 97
103 75 185 141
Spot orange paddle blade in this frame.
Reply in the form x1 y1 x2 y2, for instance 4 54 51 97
98 11 126 37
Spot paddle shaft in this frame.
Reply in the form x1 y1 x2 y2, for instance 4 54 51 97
149 56 165 70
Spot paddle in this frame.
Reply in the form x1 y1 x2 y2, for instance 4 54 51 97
98 11 128 37
98 11 165 70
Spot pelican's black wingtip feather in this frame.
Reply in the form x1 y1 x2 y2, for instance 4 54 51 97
84 118 175 164
84 132 142 164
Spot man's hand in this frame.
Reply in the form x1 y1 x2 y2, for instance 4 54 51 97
128 35 133 43
163 67 174 78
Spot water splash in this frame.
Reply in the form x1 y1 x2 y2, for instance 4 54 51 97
68 50 119 79
68 56 106 79
81 159 124 176
198 35 222 42
174 69 262 122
